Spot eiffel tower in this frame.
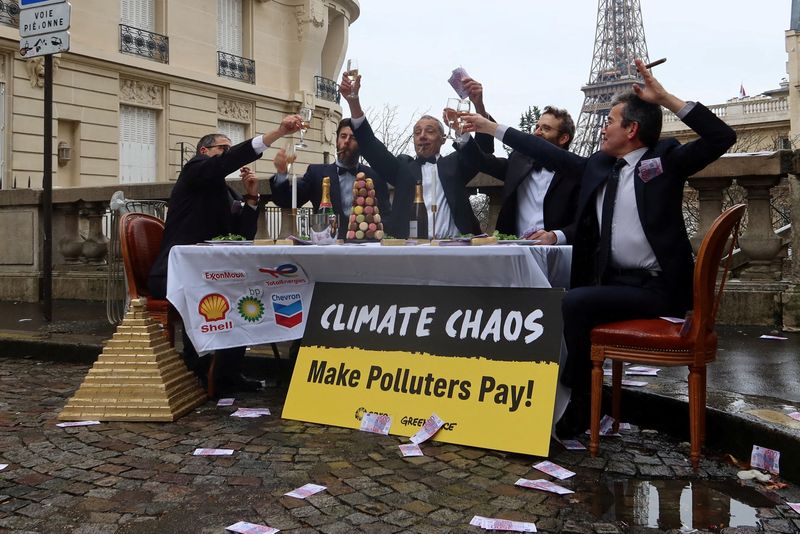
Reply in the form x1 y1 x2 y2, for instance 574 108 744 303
572 0 651 156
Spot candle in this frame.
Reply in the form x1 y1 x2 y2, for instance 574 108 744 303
291 172 297 210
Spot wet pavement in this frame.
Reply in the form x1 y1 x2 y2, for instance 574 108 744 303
1 356 800 534
1 300 800 531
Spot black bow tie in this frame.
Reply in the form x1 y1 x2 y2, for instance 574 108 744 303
415 155 437 165
337 165 357 175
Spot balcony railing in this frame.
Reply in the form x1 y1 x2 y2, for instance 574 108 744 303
315 76 340 104
217 51 255 84
119 24 169 64
0 0 19 27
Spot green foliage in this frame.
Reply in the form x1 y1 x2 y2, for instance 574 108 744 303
519 106 541 134
492 230 519 240
212 233 246 241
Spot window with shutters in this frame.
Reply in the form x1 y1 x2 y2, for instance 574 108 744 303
121 0 154 31
119 105 157 184
119 0 168 63
217 0 254 83
218 120 247 179
218 0 242 56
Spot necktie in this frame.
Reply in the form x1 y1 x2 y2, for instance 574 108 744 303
530 160 544 173
337 165 357 176
596 159 627 281
415 155 437 165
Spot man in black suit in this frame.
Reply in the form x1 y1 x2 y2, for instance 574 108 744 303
269 119 390 238
148 114 302 393
458 92 580 244
339 73 489 239
464 59 736 436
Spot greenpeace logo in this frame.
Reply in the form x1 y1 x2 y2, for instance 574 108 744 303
204 270 246 282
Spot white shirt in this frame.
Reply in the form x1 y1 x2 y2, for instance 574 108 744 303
419 157 459 239
595 146 659 271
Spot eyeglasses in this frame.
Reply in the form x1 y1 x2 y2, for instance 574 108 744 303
207 144 231 154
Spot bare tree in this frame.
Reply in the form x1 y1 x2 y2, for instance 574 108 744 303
365 104 420 157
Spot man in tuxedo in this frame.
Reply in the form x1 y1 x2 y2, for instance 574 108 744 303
457 89 580 244
269 119 389 238
149 115 302 394
339 73 490 239
463 59 736 436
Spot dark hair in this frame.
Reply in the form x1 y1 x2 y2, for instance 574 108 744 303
415 115 445 137
610 90 662 148
542 105 576 149
337 118 353 136
195 133 230 155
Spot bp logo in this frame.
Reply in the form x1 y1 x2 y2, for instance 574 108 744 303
237 296 264 323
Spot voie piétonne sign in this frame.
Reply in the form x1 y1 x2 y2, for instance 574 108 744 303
283 282 564 457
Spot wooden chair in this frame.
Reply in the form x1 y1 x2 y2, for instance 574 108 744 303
119 212 176 345
588 204 746 469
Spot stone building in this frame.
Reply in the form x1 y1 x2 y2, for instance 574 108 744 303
0 0 357 301
0 0 357 190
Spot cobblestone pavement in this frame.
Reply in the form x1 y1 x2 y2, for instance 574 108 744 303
1 357 799 534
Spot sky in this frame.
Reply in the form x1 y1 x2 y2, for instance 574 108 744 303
343 1 788 144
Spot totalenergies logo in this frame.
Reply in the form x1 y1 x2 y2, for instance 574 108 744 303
258 264 299 278
198 293 230 322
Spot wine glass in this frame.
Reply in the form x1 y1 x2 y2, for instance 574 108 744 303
455 98 472 136
444 98 461 139
296 107 313 149
345 59 359 97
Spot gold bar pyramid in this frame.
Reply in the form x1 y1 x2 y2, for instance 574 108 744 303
59 299 208 422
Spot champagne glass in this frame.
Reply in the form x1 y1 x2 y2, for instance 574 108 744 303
455 98 472 136
296 107 313 149
345 59 359 97
444 98 460 139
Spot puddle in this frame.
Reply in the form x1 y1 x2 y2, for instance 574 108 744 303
583 479 777 531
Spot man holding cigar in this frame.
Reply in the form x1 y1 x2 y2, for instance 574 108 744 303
269 119 390 239
149 116 302 394
462 58 736 437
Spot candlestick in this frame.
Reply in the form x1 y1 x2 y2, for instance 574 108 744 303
291 173 297 211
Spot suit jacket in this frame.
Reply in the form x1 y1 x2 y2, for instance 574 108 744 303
269 162 387 239
459 134 580 241
148 139 262 297
502 103 736 312
353 118 486 238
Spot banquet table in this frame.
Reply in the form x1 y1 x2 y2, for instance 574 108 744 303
167 243 572 352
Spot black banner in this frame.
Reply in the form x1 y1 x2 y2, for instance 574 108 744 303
303 283 564 362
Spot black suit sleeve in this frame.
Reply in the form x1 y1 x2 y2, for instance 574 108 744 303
352 118 403 187
268 172 314 208
664 103 737 176
456 137 509 182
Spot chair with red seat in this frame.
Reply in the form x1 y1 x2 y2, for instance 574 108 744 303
119 212 176 345
588 203 746 469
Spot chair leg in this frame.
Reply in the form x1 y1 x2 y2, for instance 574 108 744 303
611 360 622 433
688 365 702 470
589 357 604 457
270 342 281 359
699 366 707 446
207 354 218 399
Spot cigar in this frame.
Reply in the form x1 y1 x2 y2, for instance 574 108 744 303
644 58 666 69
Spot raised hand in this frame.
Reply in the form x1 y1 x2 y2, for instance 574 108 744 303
278 114 303 136
463 77 487 116
239 166 259 197
273 148 289 174
632 58 685 113
461 113 497 135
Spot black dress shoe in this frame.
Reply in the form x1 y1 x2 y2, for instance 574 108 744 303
217 374 264 393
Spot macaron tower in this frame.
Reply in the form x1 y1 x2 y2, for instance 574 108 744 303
345 172 385 242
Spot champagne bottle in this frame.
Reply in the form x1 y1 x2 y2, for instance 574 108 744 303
320 176 334 216
410 180 428 239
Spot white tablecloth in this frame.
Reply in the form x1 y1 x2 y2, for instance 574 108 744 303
167 243 572 351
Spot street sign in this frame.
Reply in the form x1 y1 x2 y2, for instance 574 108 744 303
20 2 70 37
19 30 69 58
21 0 66 6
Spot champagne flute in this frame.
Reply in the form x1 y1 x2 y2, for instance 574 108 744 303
345 59 359 97
296 107 313 149
444 97 460 140
455 98 472 136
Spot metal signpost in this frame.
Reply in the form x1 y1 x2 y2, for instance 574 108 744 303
19 0 71 321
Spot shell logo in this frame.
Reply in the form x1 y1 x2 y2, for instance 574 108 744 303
198 293 230 322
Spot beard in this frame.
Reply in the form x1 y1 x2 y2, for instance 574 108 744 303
338 146 360 168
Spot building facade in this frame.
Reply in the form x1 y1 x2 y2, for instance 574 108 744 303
0 0 358 190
